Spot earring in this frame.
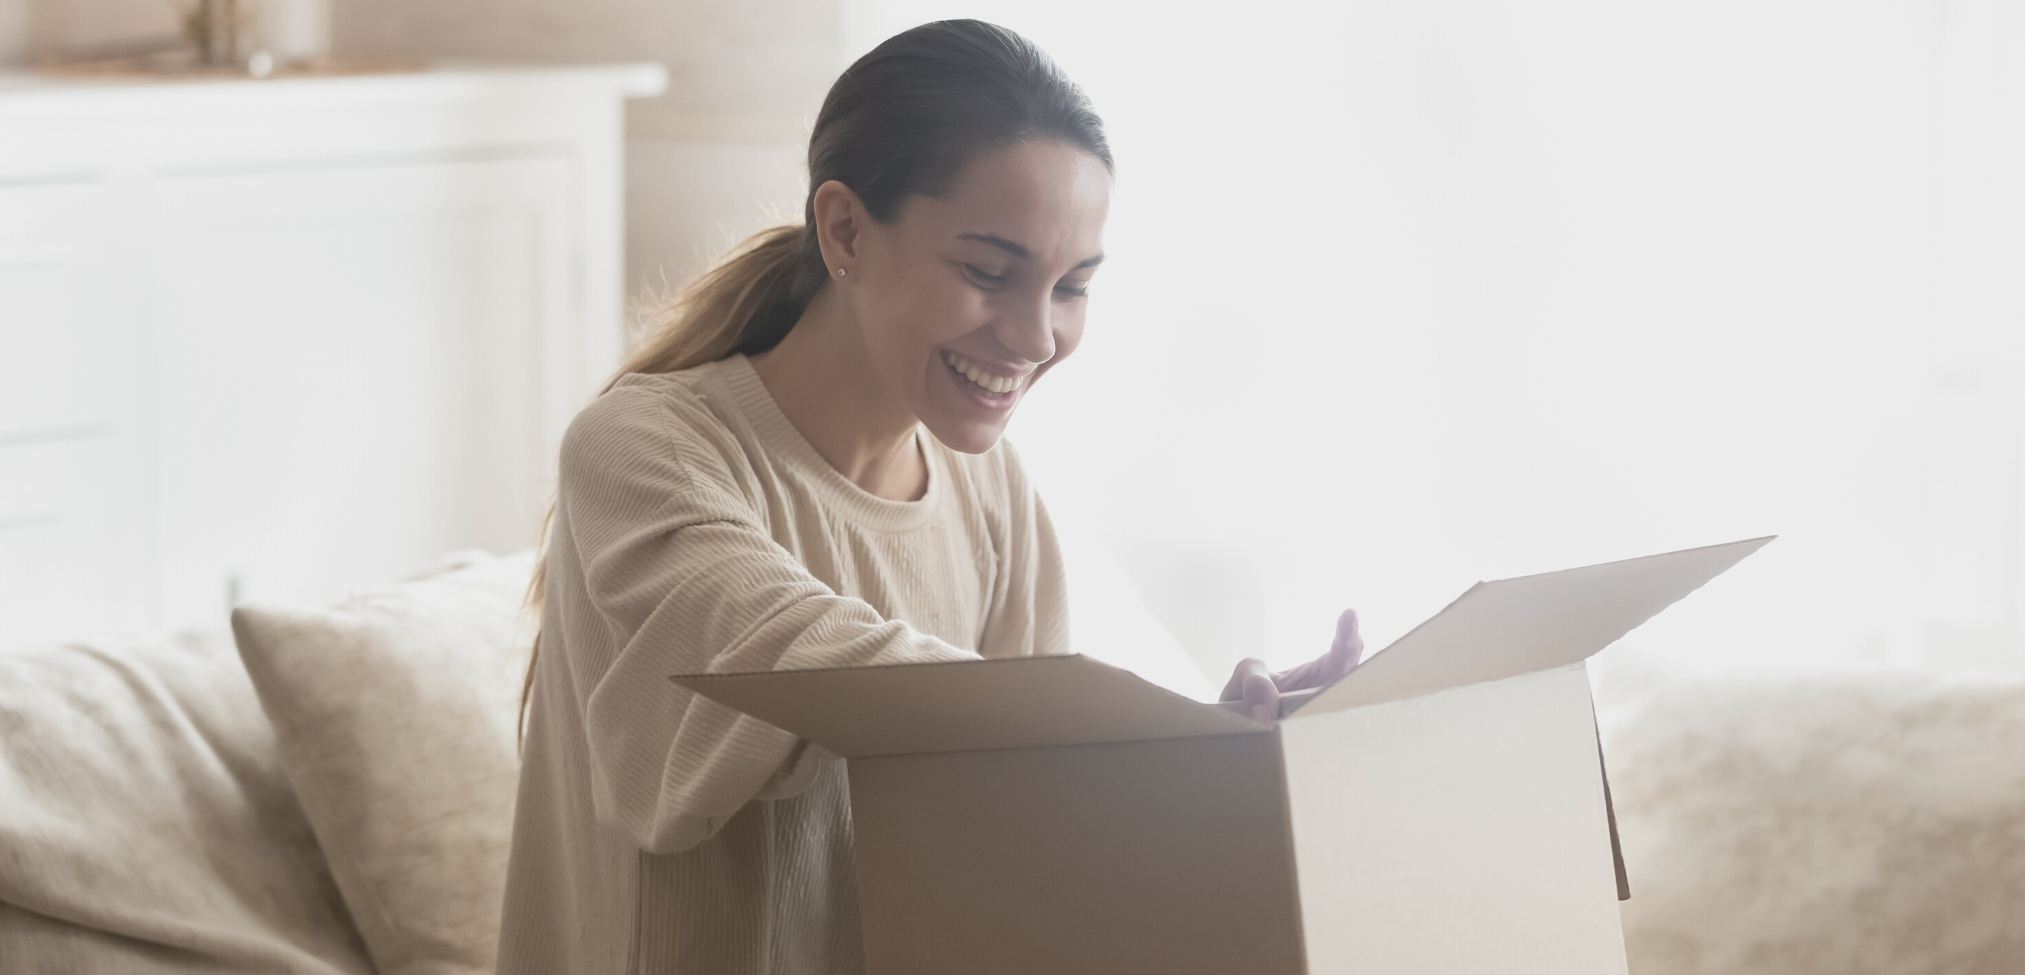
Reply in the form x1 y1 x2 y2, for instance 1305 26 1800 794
836 267 848 278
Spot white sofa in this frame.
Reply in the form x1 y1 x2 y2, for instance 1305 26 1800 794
2 547 2020 973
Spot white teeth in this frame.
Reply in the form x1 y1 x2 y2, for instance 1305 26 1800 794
942 351 1024 396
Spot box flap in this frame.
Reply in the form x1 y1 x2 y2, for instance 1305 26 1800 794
1231 672 1633 901
669 652 1259 758
1287 533 1775 719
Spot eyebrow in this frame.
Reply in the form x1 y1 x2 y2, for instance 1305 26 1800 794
957 232 1105 270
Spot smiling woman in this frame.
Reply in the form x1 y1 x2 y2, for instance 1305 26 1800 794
493 18 1114 975
748 135 1112 463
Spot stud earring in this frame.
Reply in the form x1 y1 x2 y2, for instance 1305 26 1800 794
836 267 848 278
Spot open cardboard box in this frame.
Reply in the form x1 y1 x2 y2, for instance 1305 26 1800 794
673 533 1777 974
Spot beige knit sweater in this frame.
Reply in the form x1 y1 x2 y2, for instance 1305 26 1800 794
496 352 1071 974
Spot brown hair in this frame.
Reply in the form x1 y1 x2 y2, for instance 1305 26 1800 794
516 18 1114 751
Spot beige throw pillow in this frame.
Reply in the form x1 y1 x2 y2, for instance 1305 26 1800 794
230 549 538 975
0 627 374 974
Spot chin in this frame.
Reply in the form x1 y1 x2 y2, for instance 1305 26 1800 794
921 416 1008 456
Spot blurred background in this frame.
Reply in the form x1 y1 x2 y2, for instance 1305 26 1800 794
3 0 2020 696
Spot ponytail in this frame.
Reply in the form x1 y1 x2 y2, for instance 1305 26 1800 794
516 221 823 753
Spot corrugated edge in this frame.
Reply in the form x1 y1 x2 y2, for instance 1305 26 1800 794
1591 684 1632 902
1270 726 1311 974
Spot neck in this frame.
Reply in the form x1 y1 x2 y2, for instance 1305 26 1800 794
747 284 927 502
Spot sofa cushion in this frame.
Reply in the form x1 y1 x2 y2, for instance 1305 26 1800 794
1591 647 2025 975
230 548 538 975
0 626 375 974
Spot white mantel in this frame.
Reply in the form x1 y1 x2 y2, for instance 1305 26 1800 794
0 58 664 106
0 60 667 646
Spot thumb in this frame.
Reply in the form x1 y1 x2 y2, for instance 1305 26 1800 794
1222 656 1271 702
1222 658 1282 722
1243 670 1279 723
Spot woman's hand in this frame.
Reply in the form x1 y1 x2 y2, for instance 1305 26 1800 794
1220 608 1366 722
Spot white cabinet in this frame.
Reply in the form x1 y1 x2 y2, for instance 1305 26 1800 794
0 61 666 645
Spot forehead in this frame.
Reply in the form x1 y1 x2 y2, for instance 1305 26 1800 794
905 140 1110 265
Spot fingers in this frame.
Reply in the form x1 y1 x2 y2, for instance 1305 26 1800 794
1329 607 1365 678
1268 669 1297 692
1221 657 1281 723
1243 609 1367 705
1221 656 1269 702
1333 608 1359 649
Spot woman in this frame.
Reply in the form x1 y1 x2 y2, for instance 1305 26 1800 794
496 18 1365 974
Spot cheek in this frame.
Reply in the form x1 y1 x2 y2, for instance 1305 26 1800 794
911 278 991 341
1052 312 1087 360
872 274 958 344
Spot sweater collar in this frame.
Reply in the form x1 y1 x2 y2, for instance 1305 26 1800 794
712 352 945 532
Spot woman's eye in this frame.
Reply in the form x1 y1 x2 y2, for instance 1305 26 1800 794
965 263 1088 298
963 265 1007 286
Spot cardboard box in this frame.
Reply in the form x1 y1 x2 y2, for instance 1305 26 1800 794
672 533 1776 974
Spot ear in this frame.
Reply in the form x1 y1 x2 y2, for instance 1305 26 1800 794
811 178 867 270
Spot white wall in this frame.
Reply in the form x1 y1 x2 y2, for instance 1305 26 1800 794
851 0 2025 679
327 0 838 300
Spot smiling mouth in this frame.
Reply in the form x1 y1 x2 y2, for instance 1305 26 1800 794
941 350 1029 396
941 352 1026 409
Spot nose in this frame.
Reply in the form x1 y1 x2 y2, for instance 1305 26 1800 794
997 292 1057 365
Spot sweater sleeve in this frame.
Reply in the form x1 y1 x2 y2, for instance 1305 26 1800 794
554 385 981 855
979 436 1073 659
